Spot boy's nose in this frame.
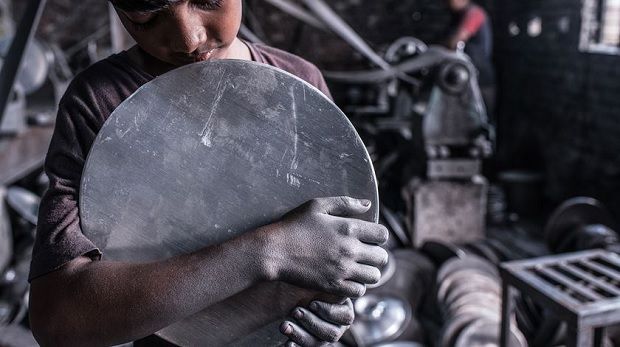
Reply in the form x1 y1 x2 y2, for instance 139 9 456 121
169 7 208 54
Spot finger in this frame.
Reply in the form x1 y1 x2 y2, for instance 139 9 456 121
356 244 389 268
329 280 366 298
309 298 355 326
309 196 372 217
291 307 346 342
353 221 389 245
347 264 382 285
280 320 321 347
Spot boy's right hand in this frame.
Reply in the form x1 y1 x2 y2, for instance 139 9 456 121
257 197 389 298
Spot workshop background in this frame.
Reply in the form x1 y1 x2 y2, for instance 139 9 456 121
2 0 620 346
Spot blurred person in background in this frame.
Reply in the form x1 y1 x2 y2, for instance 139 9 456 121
444 0 496 117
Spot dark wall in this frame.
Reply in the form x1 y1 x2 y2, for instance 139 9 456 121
246 0 490 70
493 0 620 215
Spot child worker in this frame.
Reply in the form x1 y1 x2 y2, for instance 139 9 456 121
28 1 389 346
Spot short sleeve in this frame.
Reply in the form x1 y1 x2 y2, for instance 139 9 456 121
29 90 103 281
460 7 486 36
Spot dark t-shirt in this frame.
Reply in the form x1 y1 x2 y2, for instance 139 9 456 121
29 42 332 281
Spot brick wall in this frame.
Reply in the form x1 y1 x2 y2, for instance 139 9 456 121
493 0 620 215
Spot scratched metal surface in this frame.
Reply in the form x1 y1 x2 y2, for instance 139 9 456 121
79 60 378 346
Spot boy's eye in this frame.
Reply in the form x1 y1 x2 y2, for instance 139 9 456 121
124 11 157 25
192 0 224 10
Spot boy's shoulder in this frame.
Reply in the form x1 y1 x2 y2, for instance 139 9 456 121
249 43 331 99
58 52 150 123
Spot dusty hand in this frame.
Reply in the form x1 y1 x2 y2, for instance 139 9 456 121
280 298 354 346
258 196 389 298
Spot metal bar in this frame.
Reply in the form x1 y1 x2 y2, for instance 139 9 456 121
594 327 606 347
580 297 620 326
581 259 620 280
566 322 594 347
599 253 620 269
503 250 608 270
500 281 515 347
0 0 47 127
536 267 603 302
560 263 620 296
500 266 580 323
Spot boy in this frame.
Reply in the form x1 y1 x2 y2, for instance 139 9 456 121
28 0 389 346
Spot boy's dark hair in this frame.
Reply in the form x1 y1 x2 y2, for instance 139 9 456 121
109 0 182 12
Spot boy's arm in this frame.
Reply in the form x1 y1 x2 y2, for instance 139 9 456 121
30 197 388 346
29 229 269 346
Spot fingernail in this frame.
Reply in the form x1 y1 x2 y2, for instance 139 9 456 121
280 322 293 335
311 301 319 310
293 309 303 319
361 199 371 207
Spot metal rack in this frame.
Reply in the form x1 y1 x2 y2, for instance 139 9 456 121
500 249 620 347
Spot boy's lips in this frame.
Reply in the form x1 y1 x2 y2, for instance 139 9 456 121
173 47 220 64
194 49 216 62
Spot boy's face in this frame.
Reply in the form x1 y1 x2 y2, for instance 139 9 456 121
114 0 242 67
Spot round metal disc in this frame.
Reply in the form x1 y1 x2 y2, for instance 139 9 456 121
454 319 527 347
6 187 40 225
545 197 616 253
440 313 480 347
437 255 498 286
374 342 425 347
372 249 436 307
80 60 378 346
438 269 499 305
0 38 49 95
351 294 411 345
443 283 501 314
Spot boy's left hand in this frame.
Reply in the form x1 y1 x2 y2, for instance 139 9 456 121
280 298 355 346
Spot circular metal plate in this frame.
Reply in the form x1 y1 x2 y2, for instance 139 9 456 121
439 313 480 347
80 60 378 346
437 255 498 286
545 197 616 253
454 319 527 347
6 187 39 226
351 294 411 345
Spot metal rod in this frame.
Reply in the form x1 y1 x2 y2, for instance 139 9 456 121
0 0 47 128
537 267 603 302
582 259 620 280
263 0 327 31
560 263 620 296
499 282 515 347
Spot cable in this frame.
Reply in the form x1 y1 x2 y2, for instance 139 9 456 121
323 47 453 84
299 0 391 71
263 0 328 31
239 24 265 44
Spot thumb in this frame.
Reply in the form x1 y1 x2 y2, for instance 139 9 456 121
313 196 372 217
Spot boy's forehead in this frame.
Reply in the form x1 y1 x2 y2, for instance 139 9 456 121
110 0 184 12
